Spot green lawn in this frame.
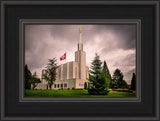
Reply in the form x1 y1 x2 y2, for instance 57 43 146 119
25 89 136 97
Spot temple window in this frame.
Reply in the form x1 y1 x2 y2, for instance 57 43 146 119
64 83 67 87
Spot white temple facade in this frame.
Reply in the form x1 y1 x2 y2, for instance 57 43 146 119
35 28 89 90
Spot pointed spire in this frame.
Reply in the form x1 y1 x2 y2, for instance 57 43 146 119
79 27 81 44
78 28 83 51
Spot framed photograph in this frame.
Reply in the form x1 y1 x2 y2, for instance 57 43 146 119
21 19 140 101
1 0 160 120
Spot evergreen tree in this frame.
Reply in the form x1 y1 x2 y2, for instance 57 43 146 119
131 73 136 90
25 64 32 89
102 61 111 89
43 58 58 89
88 53 109 95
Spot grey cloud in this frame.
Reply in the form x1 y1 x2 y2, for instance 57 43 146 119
124 68 136 83
49 25 136 50
113 52 136 67
125 68 136 76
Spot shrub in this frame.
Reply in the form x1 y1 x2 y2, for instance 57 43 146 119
88 87 110 95
84 82 87 89
112 89 119 91
72 87 75 90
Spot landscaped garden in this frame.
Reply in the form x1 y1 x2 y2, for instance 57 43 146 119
25 53 136 97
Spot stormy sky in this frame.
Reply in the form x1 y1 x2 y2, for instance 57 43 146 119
25 24 136 84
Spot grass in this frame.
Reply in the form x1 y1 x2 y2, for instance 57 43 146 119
25 89 136 97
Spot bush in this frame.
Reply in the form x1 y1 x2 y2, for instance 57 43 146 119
72 87 75 90
87 83 91 90
84 82 87 90
88 87 110 95
112 89 119 91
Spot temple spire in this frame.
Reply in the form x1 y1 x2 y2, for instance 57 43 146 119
78 28 83 51
79 27 82 44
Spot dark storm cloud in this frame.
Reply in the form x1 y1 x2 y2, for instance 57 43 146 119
25 25 62 72
48 25 136 50
87 25 136 50
49 25 95 45
25 24 136 84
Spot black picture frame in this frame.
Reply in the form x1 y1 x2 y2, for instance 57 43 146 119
1 0 160 121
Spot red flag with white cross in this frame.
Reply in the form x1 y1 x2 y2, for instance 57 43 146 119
60 52 66 61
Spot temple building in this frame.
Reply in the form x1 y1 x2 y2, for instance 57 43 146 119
35 28 89 90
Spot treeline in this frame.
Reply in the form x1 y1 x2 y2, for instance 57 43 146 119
87 53 136 95
25 65 41 89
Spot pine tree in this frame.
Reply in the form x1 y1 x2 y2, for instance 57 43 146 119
25 64 32 89
88 53 109 95
102 61 111 89
131 73 136 90
43 58 58 89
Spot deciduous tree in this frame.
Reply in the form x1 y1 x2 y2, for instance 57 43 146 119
112 68 128 89
43 58 58 89
30 72 41 89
